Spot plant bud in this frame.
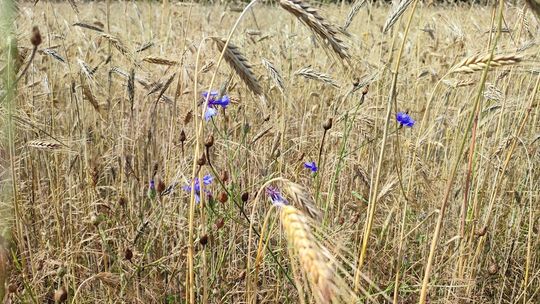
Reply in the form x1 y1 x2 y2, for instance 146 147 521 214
323 118 333 130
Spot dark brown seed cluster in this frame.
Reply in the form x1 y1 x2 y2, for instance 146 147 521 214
31 26 42 47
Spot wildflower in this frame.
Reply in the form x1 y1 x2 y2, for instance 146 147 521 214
201 91 230 121
396 112 415 127
147 179 157 200
304 161 318 173
183 174 213 202
266 186 288 207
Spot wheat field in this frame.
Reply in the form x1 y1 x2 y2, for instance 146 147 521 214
0 0 539 303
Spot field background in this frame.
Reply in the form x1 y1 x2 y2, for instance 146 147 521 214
1 0 539 303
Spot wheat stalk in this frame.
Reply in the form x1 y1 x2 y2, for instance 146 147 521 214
382 0 413 33
343 0 366 30
212 37 263 97
449 53 523 74
261 58 285 94
295 67 340 88
279 0 350 61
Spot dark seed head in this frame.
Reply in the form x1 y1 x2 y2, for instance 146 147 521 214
124 248 133 261
30 26 42 47
217 192 228 203
220 170 229 183
215 218 225 230
199 234 209 246
157 179 166 194
323 118 333 130
197 154 206 166
204 134 214 148
8 283 17 293
179 130 186 142
241 192 249 203
118 196 127 207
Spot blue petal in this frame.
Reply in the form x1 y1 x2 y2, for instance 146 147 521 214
205 107 217 121
202 91 219 98
203 174 213 185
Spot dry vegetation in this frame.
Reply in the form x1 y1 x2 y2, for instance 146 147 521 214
1 0 539 303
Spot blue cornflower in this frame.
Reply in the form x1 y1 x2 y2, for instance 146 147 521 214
202 91 230 121
396 112 415 127
304 161 318 173
266 186 288 207
183 174 213 202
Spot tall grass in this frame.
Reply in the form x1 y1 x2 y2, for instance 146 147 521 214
1 1 539 303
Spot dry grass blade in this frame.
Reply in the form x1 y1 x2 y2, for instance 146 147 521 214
382 0 413 33
284 181 322 221
143 56 178 66
136 41 154 53
212 37 263 97
449 53 523 74
261 58 285 94
101 33 131 57
128 68 135 112
279 0 350 61
73 22 104 32
343 0 366 30
295 67 340 88
27 140 62 150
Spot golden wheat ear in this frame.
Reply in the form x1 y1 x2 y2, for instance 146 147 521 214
284 180 322 221
278 0 350 61
449 53 522 74
211 37 263 97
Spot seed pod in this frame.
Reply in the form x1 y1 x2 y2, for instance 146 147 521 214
323 118 333 130
124 248 133 261
199 234 209 246
8 283 17 293
215 218 225 230
118 196 127 207
241 192 249 202
179 130 186 142
31 26 42 47
204 134 214 148
197 154 206 166
217 192 228 203
220 170 229 183
157 179 166 194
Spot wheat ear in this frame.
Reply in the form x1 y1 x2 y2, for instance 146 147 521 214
295 67 340 88
382 0 413 33
280 205 337 303
212 37 263 97
449 53 523 74
284 180 322 221
343 0 366 30
27 140 63 150
261 58 285 94
279 0 350 61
